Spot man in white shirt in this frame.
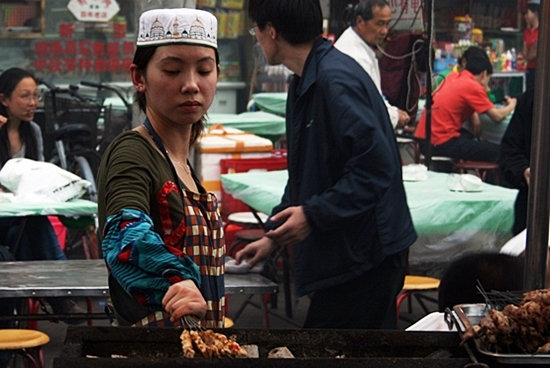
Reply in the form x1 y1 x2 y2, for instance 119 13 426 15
334 0 410 129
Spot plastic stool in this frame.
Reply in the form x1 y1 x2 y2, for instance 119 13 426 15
0 329 50 368
396 137 421 164
227 211 268 225
453 160 500 184
396 275 440 321
419 154 455 172
224 317 234 328
224 212 268 250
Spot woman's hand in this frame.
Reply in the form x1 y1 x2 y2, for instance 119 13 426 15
162 279 207 323
524 167 530 186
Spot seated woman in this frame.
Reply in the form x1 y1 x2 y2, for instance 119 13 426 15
0 67 85 319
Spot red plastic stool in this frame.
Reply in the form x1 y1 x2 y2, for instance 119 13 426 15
453 160 500 184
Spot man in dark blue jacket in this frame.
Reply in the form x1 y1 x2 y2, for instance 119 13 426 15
236 0 417 329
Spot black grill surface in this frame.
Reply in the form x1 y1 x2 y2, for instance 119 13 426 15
54 327 477 367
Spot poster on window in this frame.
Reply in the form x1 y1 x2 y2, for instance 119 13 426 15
388 0 423 31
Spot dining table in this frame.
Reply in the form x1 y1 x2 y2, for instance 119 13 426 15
0 197 98 256
250 92 287 116
0 198 97 218
220 169 519 278
0 259 278 323
205 111 286 143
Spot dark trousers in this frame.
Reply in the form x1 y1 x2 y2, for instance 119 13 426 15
526 68 536 92
303 248 409 329
513 188 528 236
423 129 502 184
0 216 66 261
430 129 500 163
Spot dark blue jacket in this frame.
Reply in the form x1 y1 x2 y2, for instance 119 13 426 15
266 37 417 296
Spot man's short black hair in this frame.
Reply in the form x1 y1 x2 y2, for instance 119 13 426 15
458 46 487 67
527 3 540 14
464 52 493 76
351 0 390 26
248 0 323 45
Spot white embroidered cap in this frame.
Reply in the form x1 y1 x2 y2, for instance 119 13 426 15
137 8 217 49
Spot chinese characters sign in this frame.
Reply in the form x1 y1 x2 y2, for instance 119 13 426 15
388 0 423 31
33 39 134 74
68 0 120 22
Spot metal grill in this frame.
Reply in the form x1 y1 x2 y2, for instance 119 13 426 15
54 327 474 368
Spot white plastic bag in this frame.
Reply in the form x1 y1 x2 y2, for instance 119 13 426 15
0 158 91 202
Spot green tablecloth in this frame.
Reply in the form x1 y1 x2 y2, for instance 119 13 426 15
221 169 519 277
206 111 285 142
0 199 97 218
251 92 287 116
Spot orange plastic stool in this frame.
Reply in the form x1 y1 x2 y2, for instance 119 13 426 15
0 329 50 368
396 275 440 321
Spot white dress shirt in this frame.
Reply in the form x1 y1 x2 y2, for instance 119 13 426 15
334 27 399 128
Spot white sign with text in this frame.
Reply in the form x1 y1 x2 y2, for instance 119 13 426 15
68 0 120 22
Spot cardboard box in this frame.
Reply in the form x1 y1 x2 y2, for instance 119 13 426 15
215 10 228 39
193 126 273 201
225 11 241 39
197 0 218 8
220 0 244 10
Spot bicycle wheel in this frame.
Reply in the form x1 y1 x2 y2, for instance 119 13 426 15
71 155 98 203
64 222 101 260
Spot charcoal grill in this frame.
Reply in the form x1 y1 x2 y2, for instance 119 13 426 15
53 326 480 367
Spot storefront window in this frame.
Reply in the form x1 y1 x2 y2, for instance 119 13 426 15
0 0 135 84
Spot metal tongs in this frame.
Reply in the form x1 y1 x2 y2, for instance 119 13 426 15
444 308 489 368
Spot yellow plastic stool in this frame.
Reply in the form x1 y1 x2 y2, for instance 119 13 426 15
397 275 441 321
0 329 50 368
224 317 234 328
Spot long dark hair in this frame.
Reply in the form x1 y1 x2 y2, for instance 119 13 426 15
132 45 220 147
0 68 40 168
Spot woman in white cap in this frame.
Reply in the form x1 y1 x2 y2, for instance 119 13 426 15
97 8 224 328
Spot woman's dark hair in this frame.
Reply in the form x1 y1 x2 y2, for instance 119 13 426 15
249 0 323 45
351 0 390 27
132 46 220 147
0 67 40 167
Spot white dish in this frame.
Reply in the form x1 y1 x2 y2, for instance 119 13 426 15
446 173 483 192
402 164 428 182
405 312 456 332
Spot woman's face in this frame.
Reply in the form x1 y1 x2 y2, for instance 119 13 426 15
0 77 39 123
134 44 218 126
